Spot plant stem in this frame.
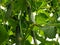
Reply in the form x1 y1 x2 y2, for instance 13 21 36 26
16 11 23 45
31 30 37 45
16 25 21 45
27 1 37 45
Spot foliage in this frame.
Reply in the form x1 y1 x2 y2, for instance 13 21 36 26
0 0 60 45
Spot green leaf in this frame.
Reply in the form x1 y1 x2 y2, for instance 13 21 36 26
24 40 31 45
0 0 9 4
33 26 39 31
45 41 59 45
8 18 17 27
27 35 32 43
45 41 55 45
40 1 47 8
41 26 56 38
39 30 44 36
36 2 42 8
31 0 42 11
0 25 8 45
8 30 13 36
35 13 48 24
12 0 26 11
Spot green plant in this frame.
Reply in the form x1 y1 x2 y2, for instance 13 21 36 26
0 0 60 45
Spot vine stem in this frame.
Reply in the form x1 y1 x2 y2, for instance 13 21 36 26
16 11 23 45
27 0 37 45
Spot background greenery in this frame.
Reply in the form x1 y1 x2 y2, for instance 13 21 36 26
0 0 60 45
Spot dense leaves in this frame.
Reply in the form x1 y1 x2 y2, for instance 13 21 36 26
0 0 60 45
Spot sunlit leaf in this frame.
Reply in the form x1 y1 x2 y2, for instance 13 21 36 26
35 13 48 24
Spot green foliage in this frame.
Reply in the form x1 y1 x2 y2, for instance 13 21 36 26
41 26 56 38
0 25 8 45
0 0 60 45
